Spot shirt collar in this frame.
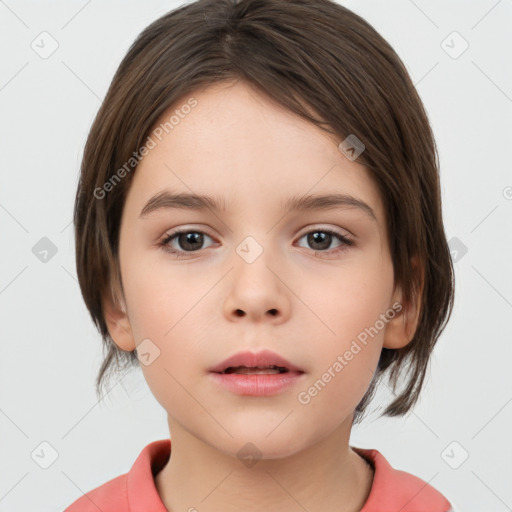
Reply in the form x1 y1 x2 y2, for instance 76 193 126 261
127 439 170 510
352 446 452 511
126 440 451 512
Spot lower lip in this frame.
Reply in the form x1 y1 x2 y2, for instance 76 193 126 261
209 371 305 396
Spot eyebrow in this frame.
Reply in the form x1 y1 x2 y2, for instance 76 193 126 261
139 190 376 221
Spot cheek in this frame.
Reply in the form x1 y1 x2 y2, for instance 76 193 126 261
121 249 206 340
296 322 381 431
303 249 394 341
297 254 394 409
120 258 215 398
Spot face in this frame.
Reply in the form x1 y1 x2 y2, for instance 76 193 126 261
110 80 408 459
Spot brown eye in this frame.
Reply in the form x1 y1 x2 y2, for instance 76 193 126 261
159 230 215 255
296 228 353 255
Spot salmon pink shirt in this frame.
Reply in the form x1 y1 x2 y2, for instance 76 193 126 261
64 439 455 511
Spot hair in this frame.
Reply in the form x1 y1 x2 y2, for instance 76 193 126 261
73 0 454 424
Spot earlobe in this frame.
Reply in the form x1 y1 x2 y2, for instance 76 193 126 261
382 256 424 350
102 289 136 352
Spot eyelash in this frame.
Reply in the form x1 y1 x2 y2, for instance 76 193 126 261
157 227 354 258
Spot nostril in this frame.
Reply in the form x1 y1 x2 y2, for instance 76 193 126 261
235 309 245 317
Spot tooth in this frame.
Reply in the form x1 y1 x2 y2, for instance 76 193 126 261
220 365 289 375
235 367 281 375
224 366 279 375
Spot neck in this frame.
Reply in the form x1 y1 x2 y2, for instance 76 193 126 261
155 416 374 512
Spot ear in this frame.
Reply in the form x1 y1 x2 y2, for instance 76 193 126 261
102 286 136 352
382 255 424 349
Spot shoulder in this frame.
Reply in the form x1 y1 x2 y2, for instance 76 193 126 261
63 474 128 511
353 447 454 512
63 439 171 511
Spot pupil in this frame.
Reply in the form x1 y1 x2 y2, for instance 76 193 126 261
309 232 330 250
180 232 202 251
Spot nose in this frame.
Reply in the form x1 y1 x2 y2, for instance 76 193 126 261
223 242 291 324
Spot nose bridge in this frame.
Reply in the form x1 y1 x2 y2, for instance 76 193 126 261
224 231 290 321
225 190 274 258
233 232 279 291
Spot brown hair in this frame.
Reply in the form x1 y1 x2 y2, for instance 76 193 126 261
73 0 454 423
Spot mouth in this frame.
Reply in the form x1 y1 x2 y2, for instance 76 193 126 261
209 349 305 375
208 350 305 396
219 365 290 375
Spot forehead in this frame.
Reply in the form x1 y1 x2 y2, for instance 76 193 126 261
125 80 386 229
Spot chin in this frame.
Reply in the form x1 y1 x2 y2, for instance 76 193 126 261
210 426 313 462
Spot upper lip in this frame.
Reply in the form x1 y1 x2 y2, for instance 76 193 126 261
209 349 304 373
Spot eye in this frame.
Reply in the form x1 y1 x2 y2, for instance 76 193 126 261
157 227 354 258
296 228 354 255
158 229 215 257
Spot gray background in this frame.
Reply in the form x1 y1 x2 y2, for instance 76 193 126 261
1 0 511 510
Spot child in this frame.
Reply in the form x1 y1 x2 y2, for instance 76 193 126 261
65 0 456 510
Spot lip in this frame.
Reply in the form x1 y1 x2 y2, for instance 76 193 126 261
208 349 304 374
208 349 306 397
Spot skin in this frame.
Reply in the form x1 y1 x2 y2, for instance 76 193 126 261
103 79 421 512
